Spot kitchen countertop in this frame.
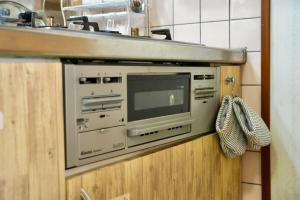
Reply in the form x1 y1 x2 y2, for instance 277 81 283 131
0 26 247 64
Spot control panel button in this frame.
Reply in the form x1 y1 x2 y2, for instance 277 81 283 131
103 77 111 83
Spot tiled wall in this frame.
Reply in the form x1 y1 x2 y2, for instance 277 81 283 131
149 0 262 199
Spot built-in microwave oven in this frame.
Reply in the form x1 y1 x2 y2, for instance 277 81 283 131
128 74 190 121
64 64 220 169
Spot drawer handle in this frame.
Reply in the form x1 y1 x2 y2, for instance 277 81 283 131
80 188 91 200
82 96 123 106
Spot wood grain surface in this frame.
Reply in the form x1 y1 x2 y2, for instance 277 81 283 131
220 66 241 98
66 134 241 200
0 60 65 200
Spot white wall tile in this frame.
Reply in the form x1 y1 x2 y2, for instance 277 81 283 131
151 26 174 40
241 52 261 85
201 0 229 22
242 184 262 200
242 86 261 115
174 23 200 44
230 18 261 51
231 0 261 19
150 0 173 27
174 0 200 24
201 21 229 48
242 151 262 184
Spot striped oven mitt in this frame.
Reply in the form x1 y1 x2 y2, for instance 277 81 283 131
216 96 247 158
232 97 272 150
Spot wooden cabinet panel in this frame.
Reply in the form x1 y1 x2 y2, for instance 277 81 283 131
220 66 241 98
219 65 242 200
66 134 241 200
0 60 65 200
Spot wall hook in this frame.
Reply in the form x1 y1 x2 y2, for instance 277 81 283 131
225 76 236 96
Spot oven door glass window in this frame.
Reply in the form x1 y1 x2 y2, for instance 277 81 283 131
128 74 190 121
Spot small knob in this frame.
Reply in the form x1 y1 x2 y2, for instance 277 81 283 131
103 77 111 83
78 125 84 131
79 77 87 83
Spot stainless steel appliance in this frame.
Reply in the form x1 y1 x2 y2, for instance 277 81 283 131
0 25 246 64
64 63 220 168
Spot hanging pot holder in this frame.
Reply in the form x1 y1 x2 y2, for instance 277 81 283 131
216 96 247 158
232 97 272 150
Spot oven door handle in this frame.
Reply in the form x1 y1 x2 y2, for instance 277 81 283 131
127 119 193 137
82 96 123 106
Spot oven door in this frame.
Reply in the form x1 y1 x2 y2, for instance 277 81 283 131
127 73 190 122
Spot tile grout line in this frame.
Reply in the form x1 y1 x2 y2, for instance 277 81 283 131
150 16 261 29
231 16 261 21
199 0 202 44
172 0 175 40
201 19 231 24
165 17 262 27
151 22 200 28
174 22 201 26
229 0 231 48
147 0 150 36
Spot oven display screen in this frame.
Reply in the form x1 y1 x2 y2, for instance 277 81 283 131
127 74 190 121
134 89 184 111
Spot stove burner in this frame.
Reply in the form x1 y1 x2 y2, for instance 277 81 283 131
16 12 172 40
16 13 121 35
17 11 43 27
67 16 121 34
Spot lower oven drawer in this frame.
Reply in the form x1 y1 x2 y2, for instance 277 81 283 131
78 126 126 159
